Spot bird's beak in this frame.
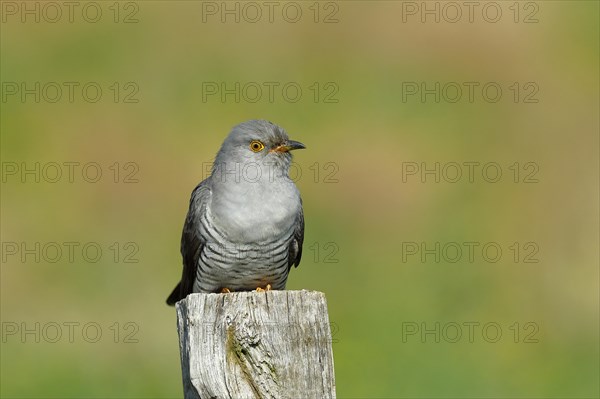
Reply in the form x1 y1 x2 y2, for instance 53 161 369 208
272 140 306 153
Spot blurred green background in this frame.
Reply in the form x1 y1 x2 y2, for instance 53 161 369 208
1 1 598 398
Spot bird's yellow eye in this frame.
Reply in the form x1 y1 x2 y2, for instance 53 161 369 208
249 140 265 152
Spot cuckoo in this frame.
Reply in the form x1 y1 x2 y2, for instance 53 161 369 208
167 120 305 305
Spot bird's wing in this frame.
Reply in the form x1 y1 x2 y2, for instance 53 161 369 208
166 180 211 306
288 202 305 270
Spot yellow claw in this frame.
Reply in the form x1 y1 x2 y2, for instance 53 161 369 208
255 284 272 292
221 287 231 293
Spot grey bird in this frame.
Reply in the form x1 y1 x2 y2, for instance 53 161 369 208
167 120 305 305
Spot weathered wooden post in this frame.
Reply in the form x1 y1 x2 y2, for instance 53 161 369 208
176 290 336 398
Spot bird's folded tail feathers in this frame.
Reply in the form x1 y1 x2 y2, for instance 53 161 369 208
166 282 182 306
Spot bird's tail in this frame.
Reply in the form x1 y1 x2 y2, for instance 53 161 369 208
166 282 182 306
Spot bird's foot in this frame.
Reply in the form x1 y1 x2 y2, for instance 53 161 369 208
255 284 272 292
221 287 231 294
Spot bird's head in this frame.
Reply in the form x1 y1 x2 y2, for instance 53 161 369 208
213 120 305 175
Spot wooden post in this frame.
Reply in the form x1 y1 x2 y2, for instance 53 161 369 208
176 290 336 399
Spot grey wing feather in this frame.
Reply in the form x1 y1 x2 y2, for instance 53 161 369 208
166 180 211 305
288 203 304 270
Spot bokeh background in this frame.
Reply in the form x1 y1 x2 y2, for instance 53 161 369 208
1 1 598 398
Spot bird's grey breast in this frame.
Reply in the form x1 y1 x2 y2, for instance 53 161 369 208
209 171 301 243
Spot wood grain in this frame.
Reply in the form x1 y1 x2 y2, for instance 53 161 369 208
176 290 336 399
